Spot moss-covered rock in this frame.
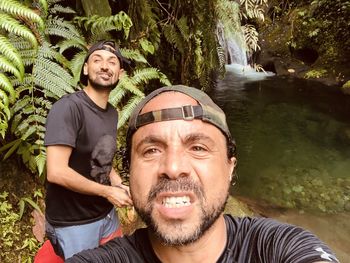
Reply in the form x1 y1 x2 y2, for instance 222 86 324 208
258 1 350 88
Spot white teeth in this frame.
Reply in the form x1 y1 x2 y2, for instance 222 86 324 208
162 196 191 208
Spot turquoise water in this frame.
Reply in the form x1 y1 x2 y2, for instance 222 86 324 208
213 73 350 214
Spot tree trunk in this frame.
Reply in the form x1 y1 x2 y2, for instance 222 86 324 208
80 0 112 16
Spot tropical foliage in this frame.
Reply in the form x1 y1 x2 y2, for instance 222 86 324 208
0 0 170 176
0 0 269 176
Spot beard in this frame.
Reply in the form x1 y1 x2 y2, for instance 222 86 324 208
133 177 229 246
88 74 119 91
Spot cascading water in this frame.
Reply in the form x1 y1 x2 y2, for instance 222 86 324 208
216 22 274 80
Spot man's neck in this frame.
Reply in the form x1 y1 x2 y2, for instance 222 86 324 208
150 216 227 263
83 85 110 109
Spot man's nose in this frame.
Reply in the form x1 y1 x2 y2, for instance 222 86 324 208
100 60 109 70
159 148 191 180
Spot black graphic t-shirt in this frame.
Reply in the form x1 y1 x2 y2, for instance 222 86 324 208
66 215 339 263
44 90 118 226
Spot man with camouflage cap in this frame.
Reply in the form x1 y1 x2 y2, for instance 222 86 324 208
67 85 339 263
42 40 132 260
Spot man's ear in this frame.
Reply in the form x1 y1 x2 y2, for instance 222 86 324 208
118 69 125 79
83 63 88 76
229 157 237 182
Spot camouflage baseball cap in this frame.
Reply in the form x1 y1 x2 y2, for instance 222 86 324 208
127 85 233 143
80 40 129 85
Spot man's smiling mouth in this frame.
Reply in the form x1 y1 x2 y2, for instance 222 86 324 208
162 196 191 208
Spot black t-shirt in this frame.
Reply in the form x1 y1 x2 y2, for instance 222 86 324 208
66 215 339 263
44 90 118 226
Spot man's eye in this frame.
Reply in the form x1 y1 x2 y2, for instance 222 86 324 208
143 148 159 156
191 145 207 152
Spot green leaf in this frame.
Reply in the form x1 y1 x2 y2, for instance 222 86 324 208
18 199 25 219
21 197 42 213
1 139 22 160
140 38 155 54
35 153 46 176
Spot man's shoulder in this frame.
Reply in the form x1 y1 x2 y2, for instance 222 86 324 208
224 214 299 233
66 228 151 263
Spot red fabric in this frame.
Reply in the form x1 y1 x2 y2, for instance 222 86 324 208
34 227 122 262
100 226 123 245
34 240 64 263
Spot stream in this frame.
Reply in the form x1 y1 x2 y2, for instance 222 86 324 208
212 65 350 262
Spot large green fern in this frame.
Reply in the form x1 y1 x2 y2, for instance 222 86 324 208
0 0 76 175
1 0 171 177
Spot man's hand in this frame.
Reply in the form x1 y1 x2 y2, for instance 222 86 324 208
103 184 133 207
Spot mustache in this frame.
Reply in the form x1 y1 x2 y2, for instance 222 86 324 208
97 70 112 76
147 177 204 202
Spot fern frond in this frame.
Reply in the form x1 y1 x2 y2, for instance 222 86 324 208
163 24 184 53
0 14 38 48
35 151 46 176
73 12 133 38
49 4 76 15
131 68 169 86
33 73 69 98
242 24 260 54
11 95 31 115
120 48 147 64
0 0 44 30
0 54 22 81
36 0 48 16
118 95 144 129
0 89 10 108
108 84 128 108
0 35 25 77
0 73 16 103
0 90 11 123
176 16 190 41
9 35 33 50
158 72 172 86
56 39 86 54
46 17 82 40
38 42 71 68
69 51 86 83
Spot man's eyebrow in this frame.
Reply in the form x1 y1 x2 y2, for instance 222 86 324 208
134 133 215 150
134 135 165 150
90 53 118 60
183 133 216 144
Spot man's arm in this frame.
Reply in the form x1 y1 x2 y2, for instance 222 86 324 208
109 167 123 186
46 145 132 207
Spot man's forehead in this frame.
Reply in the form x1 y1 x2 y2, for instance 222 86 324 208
89 49 119 60
140 91 199 114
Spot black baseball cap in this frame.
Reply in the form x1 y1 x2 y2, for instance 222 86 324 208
79 40 130 85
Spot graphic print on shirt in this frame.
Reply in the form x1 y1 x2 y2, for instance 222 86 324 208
315 247 339 262
90 134 116 185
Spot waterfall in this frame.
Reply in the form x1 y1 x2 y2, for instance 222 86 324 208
216 22 248 66
216 22 274 80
